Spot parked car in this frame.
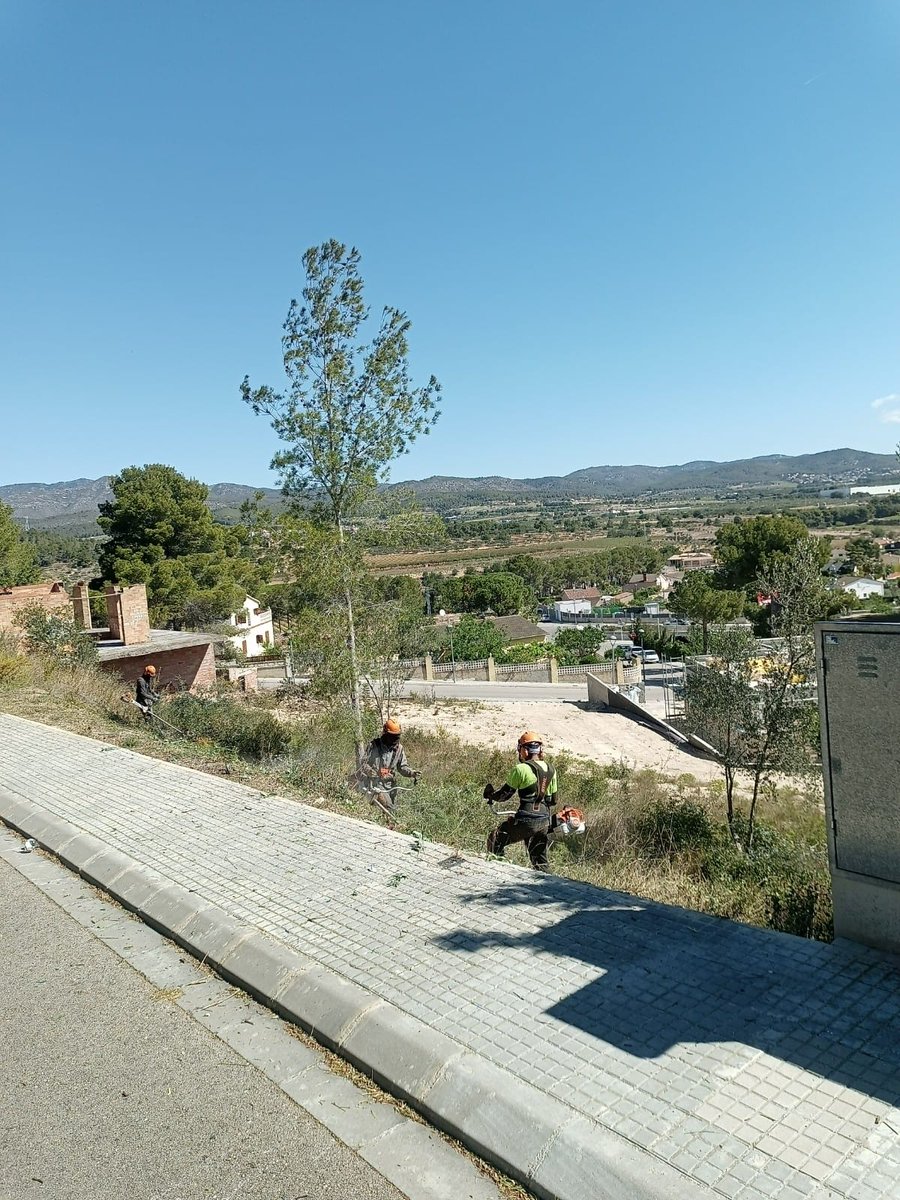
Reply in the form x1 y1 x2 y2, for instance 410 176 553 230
631 648 660 663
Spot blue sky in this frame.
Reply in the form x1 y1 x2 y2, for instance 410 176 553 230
2 1 898 487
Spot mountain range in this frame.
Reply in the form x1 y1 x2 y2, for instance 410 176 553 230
2 449 898 528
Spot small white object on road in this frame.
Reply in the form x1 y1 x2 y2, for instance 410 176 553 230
20 838 38 853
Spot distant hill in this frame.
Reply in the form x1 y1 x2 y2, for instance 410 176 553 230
392 448 900 505
0 478 283 530
2 449 898 528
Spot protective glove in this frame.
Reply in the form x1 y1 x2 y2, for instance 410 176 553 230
483 784 496 802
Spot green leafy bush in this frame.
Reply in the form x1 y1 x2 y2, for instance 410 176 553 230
0 632 27 688
14 603 97 667
766 878 833 941
635 799 715 858
164 694 291 759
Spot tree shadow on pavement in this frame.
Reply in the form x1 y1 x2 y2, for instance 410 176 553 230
434 877 900 1108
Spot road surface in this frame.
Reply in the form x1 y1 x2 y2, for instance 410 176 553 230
0 837 499 1200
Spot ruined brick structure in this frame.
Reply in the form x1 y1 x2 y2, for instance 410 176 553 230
101 641 216 693
71 582 92 630
0 581 70 633
105 584 151 646
2 576 216 693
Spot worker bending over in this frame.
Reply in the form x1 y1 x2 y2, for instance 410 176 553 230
135 664 160 721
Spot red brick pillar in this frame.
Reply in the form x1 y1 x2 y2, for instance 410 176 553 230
71 583 92 630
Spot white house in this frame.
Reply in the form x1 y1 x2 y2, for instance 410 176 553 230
228 596 275 658
839 578 885 600
553 598 593 619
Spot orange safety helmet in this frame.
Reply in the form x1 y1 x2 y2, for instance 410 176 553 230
144 664 157 676
517 730 543 758
383 719 402 736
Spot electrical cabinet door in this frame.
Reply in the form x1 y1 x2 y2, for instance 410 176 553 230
821 629 900 884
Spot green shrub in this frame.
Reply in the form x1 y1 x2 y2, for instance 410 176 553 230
14 603 97 667
164 694 292 759
635 799 715 858
0 631 25 686
766 878 833 941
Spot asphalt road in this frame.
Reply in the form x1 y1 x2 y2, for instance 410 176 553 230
0 854 405 1200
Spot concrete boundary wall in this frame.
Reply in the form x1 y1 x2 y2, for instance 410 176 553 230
586 673 696 748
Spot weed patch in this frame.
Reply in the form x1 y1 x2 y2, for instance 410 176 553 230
165 694 292 760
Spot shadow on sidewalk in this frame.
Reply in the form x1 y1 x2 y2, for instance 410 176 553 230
434 878 900 1108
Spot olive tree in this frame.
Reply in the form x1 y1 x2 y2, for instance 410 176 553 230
242 240 441 761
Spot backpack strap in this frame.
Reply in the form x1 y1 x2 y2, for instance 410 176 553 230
522 759 555 801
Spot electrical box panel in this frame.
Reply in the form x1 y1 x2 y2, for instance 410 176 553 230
818 622 900 885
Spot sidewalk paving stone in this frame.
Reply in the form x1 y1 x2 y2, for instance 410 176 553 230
3 712 900 1200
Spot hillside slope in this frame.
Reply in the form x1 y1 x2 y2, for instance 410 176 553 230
2 448 897 524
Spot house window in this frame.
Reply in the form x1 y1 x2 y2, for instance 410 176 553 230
256 634 264 644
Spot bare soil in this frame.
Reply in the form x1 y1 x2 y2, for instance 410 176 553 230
393 696 723 781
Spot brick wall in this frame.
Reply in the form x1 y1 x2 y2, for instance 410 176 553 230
100 642 216 693
71 583 92 630
0 582 71 633
105 585 151 646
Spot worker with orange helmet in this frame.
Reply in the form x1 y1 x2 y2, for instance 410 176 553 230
135 664 160 721
364 718 419 813
484 731 558 871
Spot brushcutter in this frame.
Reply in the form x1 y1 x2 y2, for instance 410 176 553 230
122 695 192 741
357 774 419 827
483 787 585 838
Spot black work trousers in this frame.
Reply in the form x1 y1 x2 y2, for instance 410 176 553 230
488 814 551 870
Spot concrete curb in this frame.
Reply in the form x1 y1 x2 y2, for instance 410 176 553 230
2 794 707 1200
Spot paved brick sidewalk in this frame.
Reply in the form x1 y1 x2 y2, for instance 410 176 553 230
3 713 900 1200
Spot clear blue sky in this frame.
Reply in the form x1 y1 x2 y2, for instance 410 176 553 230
2 1 899 487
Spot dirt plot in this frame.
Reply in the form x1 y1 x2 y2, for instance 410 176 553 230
394 697 723 781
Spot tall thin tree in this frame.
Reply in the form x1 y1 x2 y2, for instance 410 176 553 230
242 240 441 761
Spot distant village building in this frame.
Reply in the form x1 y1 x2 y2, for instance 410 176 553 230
667 552 716 572
838 577 885 600
560 587 604 603
554 587 612 620
849 484 900 496
227 596 274 658
553 599 592 618
620 572 670 595
486 615 548 646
